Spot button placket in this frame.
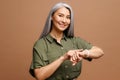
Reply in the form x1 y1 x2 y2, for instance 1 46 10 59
66 75 69 79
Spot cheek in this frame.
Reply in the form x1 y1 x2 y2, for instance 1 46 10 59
55 17 61 22
68 20 71 25
53 15 60 20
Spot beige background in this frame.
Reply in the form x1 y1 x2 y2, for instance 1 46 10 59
0 0 120 80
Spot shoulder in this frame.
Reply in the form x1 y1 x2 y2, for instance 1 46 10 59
71 36 92 47
70 36 84 42
33 38 46 48
66 36 86 45
34 38 44 45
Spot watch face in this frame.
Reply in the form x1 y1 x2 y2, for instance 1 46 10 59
84 50 89 58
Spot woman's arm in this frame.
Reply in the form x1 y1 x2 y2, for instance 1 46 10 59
81 46 104 59
34 56 65 80
34 50 82 80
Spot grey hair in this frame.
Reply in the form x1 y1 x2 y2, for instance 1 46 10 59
40 2 74 39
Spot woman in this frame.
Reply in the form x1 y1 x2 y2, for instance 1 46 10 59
29 2 104 80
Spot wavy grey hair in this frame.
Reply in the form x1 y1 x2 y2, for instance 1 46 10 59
40 2 74 38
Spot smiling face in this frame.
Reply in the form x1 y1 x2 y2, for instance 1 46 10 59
51 7 71 32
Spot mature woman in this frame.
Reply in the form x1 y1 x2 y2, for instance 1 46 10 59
29 2 104 80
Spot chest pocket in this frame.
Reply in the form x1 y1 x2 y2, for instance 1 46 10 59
70 38 79 49
47 43 63 63
42 38 62 64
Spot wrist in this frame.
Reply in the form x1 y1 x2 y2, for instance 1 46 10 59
59 56 66 61
83 49 90 58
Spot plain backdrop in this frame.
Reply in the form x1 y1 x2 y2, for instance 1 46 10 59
0 0 120 80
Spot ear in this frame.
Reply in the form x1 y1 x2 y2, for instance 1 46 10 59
51 15 54 21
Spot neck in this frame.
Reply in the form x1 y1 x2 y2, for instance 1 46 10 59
50 29 63 43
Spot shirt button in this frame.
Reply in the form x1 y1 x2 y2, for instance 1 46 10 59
65 65 68 68
61 47 64 49
66 75 69 78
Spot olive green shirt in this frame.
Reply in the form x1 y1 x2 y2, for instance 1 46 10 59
29 34 92 80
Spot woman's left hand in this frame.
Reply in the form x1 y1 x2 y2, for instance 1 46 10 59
70 49 83 66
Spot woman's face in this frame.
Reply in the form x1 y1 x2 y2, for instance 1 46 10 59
52 7 71 32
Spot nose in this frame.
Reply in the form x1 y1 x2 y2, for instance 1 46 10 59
62 17 67 23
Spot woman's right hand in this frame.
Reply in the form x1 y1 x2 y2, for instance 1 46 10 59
62 49 83 65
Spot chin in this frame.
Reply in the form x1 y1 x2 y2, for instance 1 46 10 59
59 28 67 32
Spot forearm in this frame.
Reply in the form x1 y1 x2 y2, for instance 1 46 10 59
83 46 104 59
34 56 65 80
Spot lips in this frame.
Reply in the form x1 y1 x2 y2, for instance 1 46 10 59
58 22 67 28
59 24 66 28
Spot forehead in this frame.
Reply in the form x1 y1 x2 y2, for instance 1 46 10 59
54 7 70 15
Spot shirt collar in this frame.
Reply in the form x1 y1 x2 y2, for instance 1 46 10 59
46 34 67 43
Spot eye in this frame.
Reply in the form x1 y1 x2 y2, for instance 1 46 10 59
66 16 70 19
58 14 63 17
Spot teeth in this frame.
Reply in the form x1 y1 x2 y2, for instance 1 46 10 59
58 22 66 27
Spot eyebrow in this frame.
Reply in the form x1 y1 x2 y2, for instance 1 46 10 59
57 12 70 16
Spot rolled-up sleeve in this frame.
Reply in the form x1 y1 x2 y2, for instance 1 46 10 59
75 37 93 61
29 39 48 77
